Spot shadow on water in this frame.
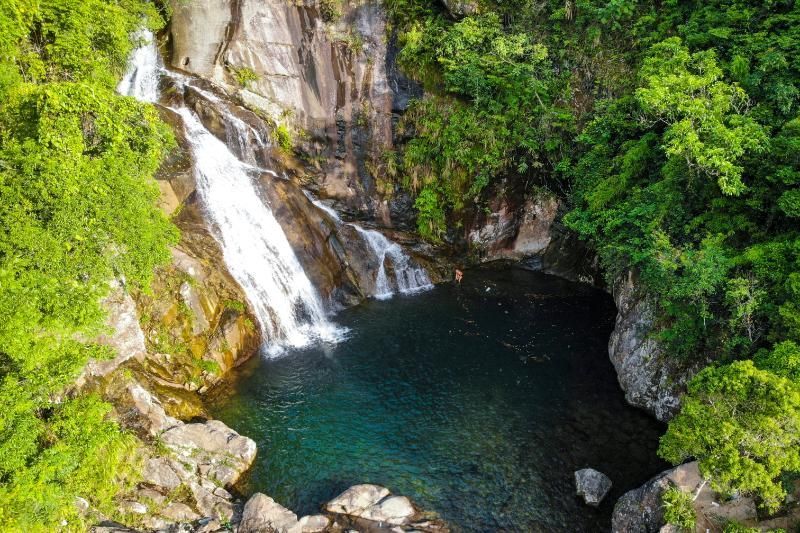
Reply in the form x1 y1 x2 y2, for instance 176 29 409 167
208 267 668 532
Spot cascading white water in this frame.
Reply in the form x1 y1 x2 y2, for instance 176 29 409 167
302 191 342 222
120 31 343 355
117 30 162 103
303 192 433 299
225 113 267 167
352 226 433 299
176 109 344 352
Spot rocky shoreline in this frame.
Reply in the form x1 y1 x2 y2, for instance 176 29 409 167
80 289 448 532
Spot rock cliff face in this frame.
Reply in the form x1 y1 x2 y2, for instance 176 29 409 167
608 271 695 422
78 289 257 530
167 0 417 221
467 185 600 283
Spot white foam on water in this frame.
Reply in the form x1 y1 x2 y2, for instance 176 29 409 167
351 225 434 300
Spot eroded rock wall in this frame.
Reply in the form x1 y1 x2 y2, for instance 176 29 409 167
168 0 414 221
467 184 600 284
608 271 697 422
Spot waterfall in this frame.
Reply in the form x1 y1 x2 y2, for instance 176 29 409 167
302 191 342 223
117 30 161 103
351 226 433 300
224 113 267 167
303 192 433 299
120 31 344 355
176 109 344 352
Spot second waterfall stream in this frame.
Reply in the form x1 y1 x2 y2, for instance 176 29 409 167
119 30 432 354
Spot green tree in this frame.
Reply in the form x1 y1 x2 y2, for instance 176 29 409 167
659 361 800 511
636 38 767 196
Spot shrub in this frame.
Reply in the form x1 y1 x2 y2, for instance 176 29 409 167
230 65 259 88
0 1 177 528
662 486 696 532
274 123 293 152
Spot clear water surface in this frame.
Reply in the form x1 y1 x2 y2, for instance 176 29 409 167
208 267 667 532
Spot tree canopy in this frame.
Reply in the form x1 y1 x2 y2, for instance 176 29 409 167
0 1 176 529
388 0 800 510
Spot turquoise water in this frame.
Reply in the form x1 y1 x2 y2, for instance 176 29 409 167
208 268 667 531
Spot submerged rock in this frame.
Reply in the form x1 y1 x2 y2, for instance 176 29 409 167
575 468 613 507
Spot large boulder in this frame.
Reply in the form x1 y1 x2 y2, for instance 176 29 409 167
575 468 613 507
325 484 390 516
160 419 257 487
141 457 182 491
325 484 417 526
439 0 479 17
75 281 148 389
612 463 699 533
612 461 763 533
296 515 330 532
239 493 299 533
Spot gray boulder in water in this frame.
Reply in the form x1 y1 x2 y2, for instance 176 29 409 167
575 468 613 506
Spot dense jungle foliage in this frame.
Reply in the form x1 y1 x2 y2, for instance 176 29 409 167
0 1 176 530
388 0 800 513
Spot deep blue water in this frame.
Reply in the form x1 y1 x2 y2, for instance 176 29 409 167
208 268 667 531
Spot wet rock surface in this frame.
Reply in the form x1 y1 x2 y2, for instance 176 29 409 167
575 468 613 507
